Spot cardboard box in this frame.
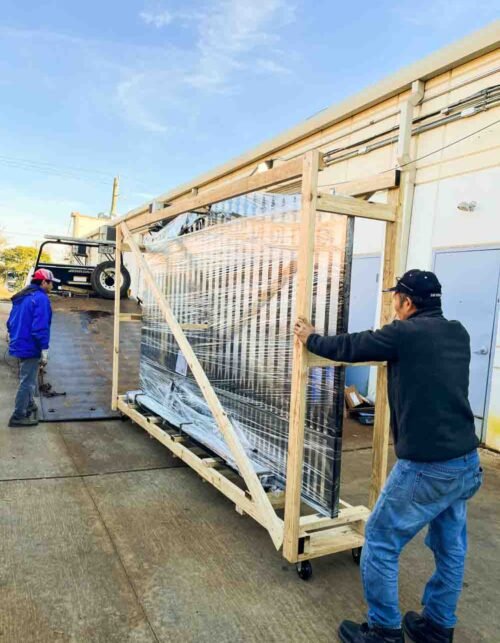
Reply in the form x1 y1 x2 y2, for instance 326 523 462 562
345 385 373 410
345 385 375 425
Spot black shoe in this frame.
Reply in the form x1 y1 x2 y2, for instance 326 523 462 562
338 620 404 642
9 415 39 427
403 611 454 642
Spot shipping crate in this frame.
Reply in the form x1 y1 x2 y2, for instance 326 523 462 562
111 151 400 578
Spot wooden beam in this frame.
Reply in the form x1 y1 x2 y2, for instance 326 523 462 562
329 170 400 197
268 490 286 509
118 156 304 232
369 188 401 509
308 354 384 368
299 525 365 561
201 457 222 468
111 226 122 410
283 150 320 562
180 323 209 331
119 313 142 322
120 222 283 548
316 193 396 222
299 506 370 535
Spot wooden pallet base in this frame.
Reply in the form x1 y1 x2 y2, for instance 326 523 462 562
117 395 369 564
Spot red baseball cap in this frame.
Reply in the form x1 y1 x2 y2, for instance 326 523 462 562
33 268 61 283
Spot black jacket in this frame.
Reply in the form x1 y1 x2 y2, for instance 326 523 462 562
307 308 479 462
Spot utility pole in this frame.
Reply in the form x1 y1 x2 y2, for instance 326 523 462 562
110 176 119 218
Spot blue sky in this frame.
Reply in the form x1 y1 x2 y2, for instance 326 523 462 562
0 1 498 247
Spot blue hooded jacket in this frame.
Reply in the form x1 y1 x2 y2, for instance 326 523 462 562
7 285 52 359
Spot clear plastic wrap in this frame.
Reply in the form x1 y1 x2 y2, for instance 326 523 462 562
136 190 353 516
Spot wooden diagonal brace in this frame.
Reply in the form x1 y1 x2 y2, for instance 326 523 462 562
120 222 284 548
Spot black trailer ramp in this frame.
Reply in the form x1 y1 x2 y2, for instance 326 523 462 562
37 297 141 422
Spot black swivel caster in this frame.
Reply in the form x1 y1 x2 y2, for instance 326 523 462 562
296 560 313 581
352 547 362 566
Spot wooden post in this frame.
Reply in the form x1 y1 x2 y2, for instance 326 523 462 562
120 222 283 548
111 225 122 410
368 188 401 508
110 176 119 218
283 150 321 561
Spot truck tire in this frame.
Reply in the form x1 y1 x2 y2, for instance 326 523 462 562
90 261 131 299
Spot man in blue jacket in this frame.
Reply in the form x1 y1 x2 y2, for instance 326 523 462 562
6 268 59 427
294 270 481 643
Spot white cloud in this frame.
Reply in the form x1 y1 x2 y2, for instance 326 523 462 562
1 1 297 136
118 0 297 129
139 10 173 28
186 0 295 90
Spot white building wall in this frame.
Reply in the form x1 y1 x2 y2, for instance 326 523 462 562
316 49 500 447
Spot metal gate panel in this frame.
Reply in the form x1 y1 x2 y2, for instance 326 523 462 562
137 192 352 515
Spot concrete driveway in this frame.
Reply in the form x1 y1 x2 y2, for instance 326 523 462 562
0 302 498 642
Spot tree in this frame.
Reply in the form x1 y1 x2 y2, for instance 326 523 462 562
0 246 51 289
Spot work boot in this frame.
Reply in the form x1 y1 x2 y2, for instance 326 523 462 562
9 415 39 427
338 620 404 642
26 402 39 420
403 611 454 642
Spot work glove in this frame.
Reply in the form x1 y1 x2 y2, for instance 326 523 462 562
40 350 49 367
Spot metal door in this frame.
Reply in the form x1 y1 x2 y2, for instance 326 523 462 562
346 255 380 396
434 248 500 439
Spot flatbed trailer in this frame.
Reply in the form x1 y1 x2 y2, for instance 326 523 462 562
36 295 142 422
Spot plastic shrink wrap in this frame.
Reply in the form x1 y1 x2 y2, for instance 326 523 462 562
134 191 353 517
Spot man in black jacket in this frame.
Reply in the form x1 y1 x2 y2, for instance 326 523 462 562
294 270 481 643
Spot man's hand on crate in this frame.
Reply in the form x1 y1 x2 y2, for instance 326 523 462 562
294 317 315 345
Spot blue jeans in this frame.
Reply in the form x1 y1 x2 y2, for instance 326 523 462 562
361 450 482 630
13 357 40 418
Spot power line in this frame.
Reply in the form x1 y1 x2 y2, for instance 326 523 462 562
0 154 115 178
0 158 111 186
0 154 153 189
399 117 500 168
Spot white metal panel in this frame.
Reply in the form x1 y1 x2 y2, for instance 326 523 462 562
434 248 500 439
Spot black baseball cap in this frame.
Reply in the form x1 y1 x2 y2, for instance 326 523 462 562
383 269 442 301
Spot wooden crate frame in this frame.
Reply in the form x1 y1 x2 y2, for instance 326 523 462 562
112 150 401 565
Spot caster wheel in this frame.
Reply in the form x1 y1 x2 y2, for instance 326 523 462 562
352 547 362 566
296 560 313 581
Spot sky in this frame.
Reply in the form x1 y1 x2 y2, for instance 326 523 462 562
0 1 498 248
